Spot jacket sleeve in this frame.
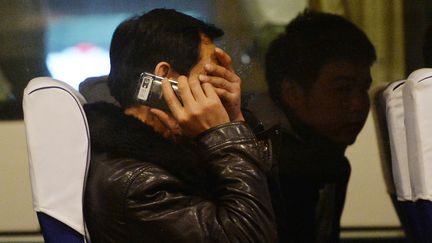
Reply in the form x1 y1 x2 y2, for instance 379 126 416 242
125 122 277 243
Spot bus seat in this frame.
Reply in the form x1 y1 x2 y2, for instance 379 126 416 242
22 77 90 243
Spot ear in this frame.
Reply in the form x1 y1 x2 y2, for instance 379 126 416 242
281 80 305 108
154 62 171 77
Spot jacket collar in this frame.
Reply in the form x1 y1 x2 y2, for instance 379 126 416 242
84 102 209 195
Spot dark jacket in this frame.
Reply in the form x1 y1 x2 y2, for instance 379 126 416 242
83 102 278 243
246 94 350 243
277 129 351 243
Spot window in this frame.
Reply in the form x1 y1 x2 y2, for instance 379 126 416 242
0 0 306 119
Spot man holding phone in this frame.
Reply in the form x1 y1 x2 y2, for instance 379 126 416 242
83 8 277 243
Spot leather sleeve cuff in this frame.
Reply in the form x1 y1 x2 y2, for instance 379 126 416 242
196 121 256 151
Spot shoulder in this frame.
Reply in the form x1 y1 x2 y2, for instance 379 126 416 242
87 153 182 206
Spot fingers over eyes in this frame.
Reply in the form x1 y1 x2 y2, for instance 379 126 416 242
214 47 233 71
204 64 235 81
199 75 233 91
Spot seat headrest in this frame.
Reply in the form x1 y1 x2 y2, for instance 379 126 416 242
404 68 432 200
23 77 89 235
382 80 412 200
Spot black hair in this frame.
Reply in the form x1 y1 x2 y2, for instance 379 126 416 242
423 24 432 67
265 10 376 106
108 8 224 108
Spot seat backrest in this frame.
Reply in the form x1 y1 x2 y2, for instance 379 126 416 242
403 68 432 200
23 77 90 240
382 80 412 201
371 84 395 196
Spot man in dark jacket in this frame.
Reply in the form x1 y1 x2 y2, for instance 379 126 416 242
263 11 376 243
84 8 277 243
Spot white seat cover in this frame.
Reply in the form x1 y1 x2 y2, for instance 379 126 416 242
383 80 412 201
23 77 89 235
403 68 432 201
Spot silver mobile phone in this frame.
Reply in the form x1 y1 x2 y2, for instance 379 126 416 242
135 72 181 112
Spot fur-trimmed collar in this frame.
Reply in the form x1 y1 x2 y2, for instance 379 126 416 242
84 102 209 195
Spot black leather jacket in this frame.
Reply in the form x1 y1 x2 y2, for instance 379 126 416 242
83 102 278 243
